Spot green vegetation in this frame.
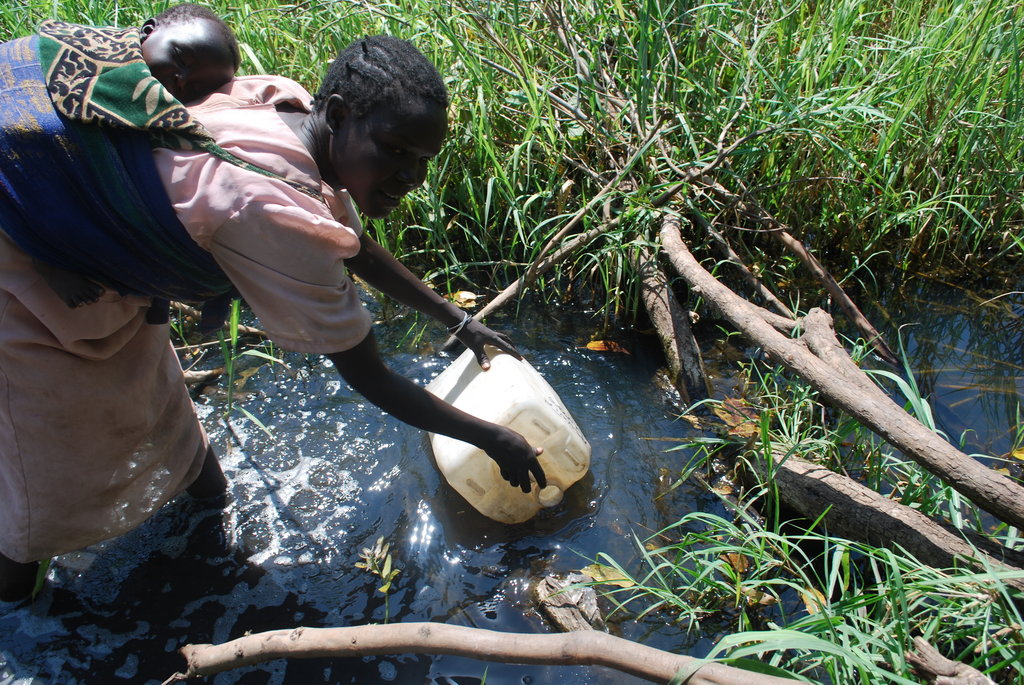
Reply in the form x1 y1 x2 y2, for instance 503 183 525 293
588 348 1023 682
3 1 1021 681
4 0 1021 310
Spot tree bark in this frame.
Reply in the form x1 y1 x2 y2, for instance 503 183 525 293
631 245 709 404
659 216 1024 532
748 450 1024 592
906 637 998 684
174 622 800 684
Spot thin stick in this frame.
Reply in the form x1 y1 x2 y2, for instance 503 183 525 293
175 622 800 685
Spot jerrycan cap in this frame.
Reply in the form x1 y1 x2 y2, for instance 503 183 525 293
537 485 564 508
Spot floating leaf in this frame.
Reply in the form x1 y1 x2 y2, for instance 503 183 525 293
584 340 631 354
743 588 777 607
232 366 260 390
720 552 749 574
582 563 635 588
800 586 827 614
995 467 1011 476
712 397 759 438
1011 447 1024 461
448 290 479 306
712 482 734 496
680 414 706 430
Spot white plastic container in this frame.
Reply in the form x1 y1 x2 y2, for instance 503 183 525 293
425 347 591 523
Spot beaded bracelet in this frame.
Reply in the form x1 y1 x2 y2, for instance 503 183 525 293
447 311 473 335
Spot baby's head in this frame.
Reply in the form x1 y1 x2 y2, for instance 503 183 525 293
312 36 450 218
140 3 240 103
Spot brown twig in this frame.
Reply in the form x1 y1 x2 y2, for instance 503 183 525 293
175 622 800 684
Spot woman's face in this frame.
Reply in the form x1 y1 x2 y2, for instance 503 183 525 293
324 97 447 219
140 18 237 103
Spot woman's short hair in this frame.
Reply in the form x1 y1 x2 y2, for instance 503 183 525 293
314 35 449 117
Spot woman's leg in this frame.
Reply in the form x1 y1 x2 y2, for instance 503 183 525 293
186 445 228 501
0 551 38 603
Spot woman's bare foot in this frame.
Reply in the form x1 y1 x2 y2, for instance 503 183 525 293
0 551 39 603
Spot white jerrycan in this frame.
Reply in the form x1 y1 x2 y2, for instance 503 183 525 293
425 346 591 523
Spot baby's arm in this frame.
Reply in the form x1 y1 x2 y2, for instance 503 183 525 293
32 259 104 308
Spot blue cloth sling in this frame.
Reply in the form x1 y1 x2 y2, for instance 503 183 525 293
0 33 233 305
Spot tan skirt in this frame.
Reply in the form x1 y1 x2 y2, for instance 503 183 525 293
0 232 208 563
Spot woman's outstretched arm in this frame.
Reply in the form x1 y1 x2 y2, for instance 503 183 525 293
344 232 519 369
327 331 546 492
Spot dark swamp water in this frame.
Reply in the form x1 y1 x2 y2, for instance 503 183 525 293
1 271 1022 685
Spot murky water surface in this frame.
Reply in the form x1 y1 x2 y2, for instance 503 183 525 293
866 272 1024 460
0 300 722 684
1 273 1020 684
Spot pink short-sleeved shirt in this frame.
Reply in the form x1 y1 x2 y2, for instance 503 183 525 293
152 75 373 354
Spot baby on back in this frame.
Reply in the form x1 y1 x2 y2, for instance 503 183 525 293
35 3 241 308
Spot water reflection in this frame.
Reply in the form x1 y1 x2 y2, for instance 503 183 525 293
1 301 713 684
867 272 1024 459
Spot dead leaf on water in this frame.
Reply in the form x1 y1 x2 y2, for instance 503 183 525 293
582 563 635 588
681 414 706 430
712 482 734 496
720 552 749 574
447 290 480 307
800 586 827 614
233 366 260 390
995 467 1011 476
712 397 760 438
583 340 631 354
1010 447 1024 461
743 588 778 607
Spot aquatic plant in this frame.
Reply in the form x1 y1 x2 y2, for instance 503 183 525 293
355 535 401 623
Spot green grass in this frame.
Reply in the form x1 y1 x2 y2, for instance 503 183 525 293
4 0 1021 316
589 341 1024 683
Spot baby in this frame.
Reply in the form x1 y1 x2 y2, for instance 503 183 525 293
35 3 240 308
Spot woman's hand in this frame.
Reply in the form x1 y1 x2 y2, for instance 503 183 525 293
482 425 547 493
455 317 522 369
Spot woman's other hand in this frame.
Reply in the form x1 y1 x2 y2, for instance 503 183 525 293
455 317 522 369
482 425 546 493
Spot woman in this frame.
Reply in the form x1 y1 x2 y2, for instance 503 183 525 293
0 30 545 602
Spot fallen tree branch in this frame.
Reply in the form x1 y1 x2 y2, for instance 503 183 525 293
659 216 1024 531
171 622 800 684
906 637 998 685
688 206 796 318
702 179 898 365
748 449 1024 593
631 244 709 404
170 301 267 339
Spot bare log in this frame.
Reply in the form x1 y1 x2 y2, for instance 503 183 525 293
906 637 998 685
174 622 800 684
748 450 1024 593
631 245 709 404
659 217 1024 531
533 572 607 632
